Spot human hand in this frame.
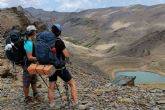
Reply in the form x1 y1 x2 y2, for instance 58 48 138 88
65 57 72 65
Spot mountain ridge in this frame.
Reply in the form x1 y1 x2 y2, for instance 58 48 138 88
0 5 165 110
24 4 165 58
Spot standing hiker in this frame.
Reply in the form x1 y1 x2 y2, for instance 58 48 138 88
48 24 78 108
23 25 42 104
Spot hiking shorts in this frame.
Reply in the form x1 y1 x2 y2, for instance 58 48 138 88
22 65 37 87
49 68 72 82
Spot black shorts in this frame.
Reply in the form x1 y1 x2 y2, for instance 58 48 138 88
49 68 72 82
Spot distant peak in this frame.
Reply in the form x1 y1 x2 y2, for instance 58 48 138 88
25 7 44 11
16 5 24 11
27 7 36 9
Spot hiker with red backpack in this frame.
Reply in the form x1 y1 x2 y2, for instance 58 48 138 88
23 25 42 104
35 24 79 108
48 24 78 108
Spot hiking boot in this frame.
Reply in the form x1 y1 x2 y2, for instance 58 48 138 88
24 96 36 105
72 102 88 110
33 92 43 101
48 100 55 108
72 101 79 109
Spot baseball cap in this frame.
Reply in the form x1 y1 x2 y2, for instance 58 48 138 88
26 25 37 32
52 24 62 32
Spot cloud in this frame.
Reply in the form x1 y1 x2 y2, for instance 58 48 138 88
54 0 95 12
0 0 165 12
0 0 42 8
0 2 9 8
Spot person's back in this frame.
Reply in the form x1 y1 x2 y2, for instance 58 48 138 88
55 37 65 60
48 24 78 108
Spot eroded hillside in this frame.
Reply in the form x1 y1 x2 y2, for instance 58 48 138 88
23 5 165 79
0 6 165 110
26 4 165 56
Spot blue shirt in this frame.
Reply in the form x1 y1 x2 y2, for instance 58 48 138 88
24 40 33 53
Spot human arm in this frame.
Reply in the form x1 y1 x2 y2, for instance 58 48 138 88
60 40 71 64
62 48 70 58
63 48 72 64
26 52 37 62
24 40 37 62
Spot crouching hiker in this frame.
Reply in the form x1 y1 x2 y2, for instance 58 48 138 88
23 25 42 104
48 24 79 108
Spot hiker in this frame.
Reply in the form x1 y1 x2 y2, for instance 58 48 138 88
23 25 42 103
48 24 78 107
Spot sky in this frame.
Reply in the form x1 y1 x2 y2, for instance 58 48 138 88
0 0 165 12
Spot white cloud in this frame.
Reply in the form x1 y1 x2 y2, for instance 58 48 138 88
0 1 9 8
0 0 42 8
54 0 94 11
17 0 42 7
1 0 165 12
0 0 96 11
1 0 10 2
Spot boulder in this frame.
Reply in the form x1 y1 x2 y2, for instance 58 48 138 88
0 66 14 78
112 75 136 86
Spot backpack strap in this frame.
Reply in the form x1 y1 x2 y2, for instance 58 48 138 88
12 61 16 73
56 37 61 41
37 40 51 50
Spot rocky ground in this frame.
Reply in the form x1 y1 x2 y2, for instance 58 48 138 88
0 62 165 110
0 7 165 110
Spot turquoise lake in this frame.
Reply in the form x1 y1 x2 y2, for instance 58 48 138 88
115 71 165 84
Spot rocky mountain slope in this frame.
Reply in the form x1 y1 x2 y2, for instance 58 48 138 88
120 30 165 57
1 66 165 110
24 4 165 78
25 4 165 57
0 6 165 110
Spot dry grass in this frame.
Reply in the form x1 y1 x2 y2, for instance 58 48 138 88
111 21 132 30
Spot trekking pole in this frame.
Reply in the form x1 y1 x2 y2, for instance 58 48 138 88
64 81 71 108
38 74 49 88
12 62 16 73
55 81 63 101
55 81 65 109
65 63 73 108
12 61 18 80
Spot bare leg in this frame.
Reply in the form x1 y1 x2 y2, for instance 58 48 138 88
48 81 55 103
31 83 37 94
23 86 30 97
67 79 78 103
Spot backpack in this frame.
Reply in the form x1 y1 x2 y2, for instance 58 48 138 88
5 30 26 65
35 32 65 68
